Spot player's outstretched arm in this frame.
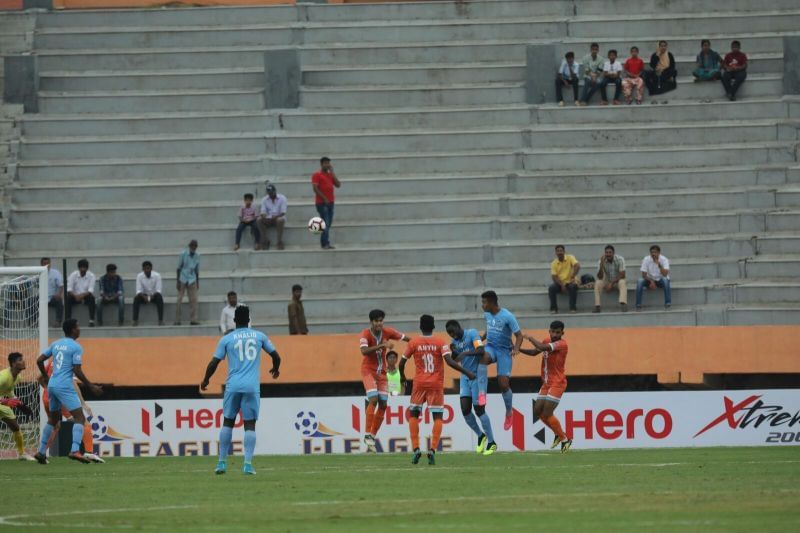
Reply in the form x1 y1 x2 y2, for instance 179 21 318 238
200 358 220 391
456 346 485 361
73 365 103 396
267 350 281 379
444 354 477 380
36 354 49 381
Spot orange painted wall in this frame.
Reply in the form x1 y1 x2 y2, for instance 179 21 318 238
72 326 800 392
0 0 23 9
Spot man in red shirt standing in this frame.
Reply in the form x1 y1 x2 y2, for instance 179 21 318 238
310 156 341 250
721 40 747 101
520 320 573 453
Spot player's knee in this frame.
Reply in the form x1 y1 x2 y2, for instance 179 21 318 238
409 408 422 419
432 412 443 420
243 420 256 431
223 417 236 428
460 406 472 417
474 405 486 416
378 399 387 409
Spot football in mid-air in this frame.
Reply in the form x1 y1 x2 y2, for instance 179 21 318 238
294 411 318 436
307 217 326 234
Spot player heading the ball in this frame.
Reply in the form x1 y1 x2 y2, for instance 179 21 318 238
201 306 280 475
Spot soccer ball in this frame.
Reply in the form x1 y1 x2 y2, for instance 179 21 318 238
294 411 318 436
307 217 326 234
88 415 108 440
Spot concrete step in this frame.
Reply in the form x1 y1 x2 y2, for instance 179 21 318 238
741 255 800 278
725 305 800 326
37 88 265 114
299 74 783 109
7 208 797 251
49 280 800 325
11 165 793 204
11 232 798 275
39 69 265 92
11 187 798 229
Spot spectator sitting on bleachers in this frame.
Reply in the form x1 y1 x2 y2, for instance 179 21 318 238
622 46 645 105
594 245 627 313
599 49 623 105
578 42 604 106
133 260 163 326
257 184 288 251
644 40 677 102
234 193 260 252
41 257 63 325
548 245 581 314
693 39 722 82
66 258 96 327
636 245 671 311
721 40 748 102
97 263 124 327
555 51 580 106
219 291 241 335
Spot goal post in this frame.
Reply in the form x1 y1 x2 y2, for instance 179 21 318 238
0 266 48 458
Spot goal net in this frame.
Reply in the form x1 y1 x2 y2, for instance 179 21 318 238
0 267 47 459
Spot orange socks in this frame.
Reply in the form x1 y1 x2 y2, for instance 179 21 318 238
365 403 376 436
409 416 420 450
370 405 386 436
83 423 94 453
431 418 443 450
541 414 568 441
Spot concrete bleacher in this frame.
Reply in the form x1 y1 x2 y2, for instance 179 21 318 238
3 0 799 337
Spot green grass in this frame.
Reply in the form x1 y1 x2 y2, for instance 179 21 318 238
2 448 799 531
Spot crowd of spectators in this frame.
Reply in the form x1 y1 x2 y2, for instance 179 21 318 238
556 40 748 106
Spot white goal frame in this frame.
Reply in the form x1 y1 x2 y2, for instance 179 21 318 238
0 266 49 352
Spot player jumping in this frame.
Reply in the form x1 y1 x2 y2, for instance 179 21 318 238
400 314 475 465
359 309 409 452
201 306 280 475
477 291 523 431
35 319 103 464
0 352 37 461
519 320 572 453
445 320 497 455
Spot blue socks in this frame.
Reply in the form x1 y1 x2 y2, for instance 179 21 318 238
479 413 495 443
477 364 488 395
71 423 84 453
502 389 513 414
463 412 482 437
218 426 233 462
244 430 256 464
39 423 55 455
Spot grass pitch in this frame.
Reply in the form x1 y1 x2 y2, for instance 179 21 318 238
2 447 799 531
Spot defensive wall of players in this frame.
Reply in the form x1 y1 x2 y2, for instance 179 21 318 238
16 325 798 392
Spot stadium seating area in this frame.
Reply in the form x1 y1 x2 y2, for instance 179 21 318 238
1 0 799 345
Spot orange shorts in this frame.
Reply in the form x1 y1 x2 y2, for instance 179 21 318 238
362 370 388 399
410 385 444 412
41 389 71 418
538 381 567 403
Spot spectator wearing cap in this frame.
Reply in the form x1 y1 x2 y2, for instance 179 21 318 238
66 258 96 326
258 184 288 251
97 263 124 326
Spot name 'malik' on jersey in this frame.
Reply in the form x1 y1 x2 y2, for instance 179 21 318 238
450 328 483 374
213 328 275 393
484 308 520 351
42 338 83 389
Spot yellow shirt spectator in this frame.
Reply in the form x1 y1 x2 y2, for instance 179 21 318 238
551 254 580 284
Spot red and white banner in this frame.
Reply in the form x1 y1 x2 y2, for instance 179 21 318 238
77 390 800 457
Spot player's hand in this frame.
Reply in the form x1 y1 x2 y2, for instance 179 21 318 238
269 366 280 379
84 406 93 417
38 374 49 388
510 348 519 358
466 371 477 381
89 384 103 396
1 398 22 408
200 379 209 391
385 342 394 351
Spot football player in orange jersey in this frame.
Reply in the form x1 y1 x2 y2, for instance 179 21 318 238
400 314 475 465
519 320 572 453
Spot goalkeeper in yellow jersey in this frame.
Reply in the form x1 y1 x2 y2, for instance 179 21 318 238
0 352 36 461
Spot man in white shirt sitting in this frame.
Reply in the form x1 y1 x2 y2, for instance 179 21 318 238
66 259 96 326
257 184 288 251
599 49 624 105
219 291 242 334
133 260 164 326
636 245 671 310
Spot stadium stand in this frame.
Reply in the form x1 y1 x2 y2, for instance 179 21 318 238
1 1 799 388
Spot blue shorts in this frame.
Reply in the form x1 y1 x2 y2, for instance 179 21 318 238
48 386 81 413
223 390 260 421
459 374 480 405
485 345 513 377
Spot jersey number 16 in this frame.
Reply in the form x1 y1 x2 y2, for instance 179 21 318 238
234 339 258 361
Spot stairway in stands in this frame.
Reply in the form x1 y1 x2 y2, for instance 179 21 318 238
4 0 800 336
